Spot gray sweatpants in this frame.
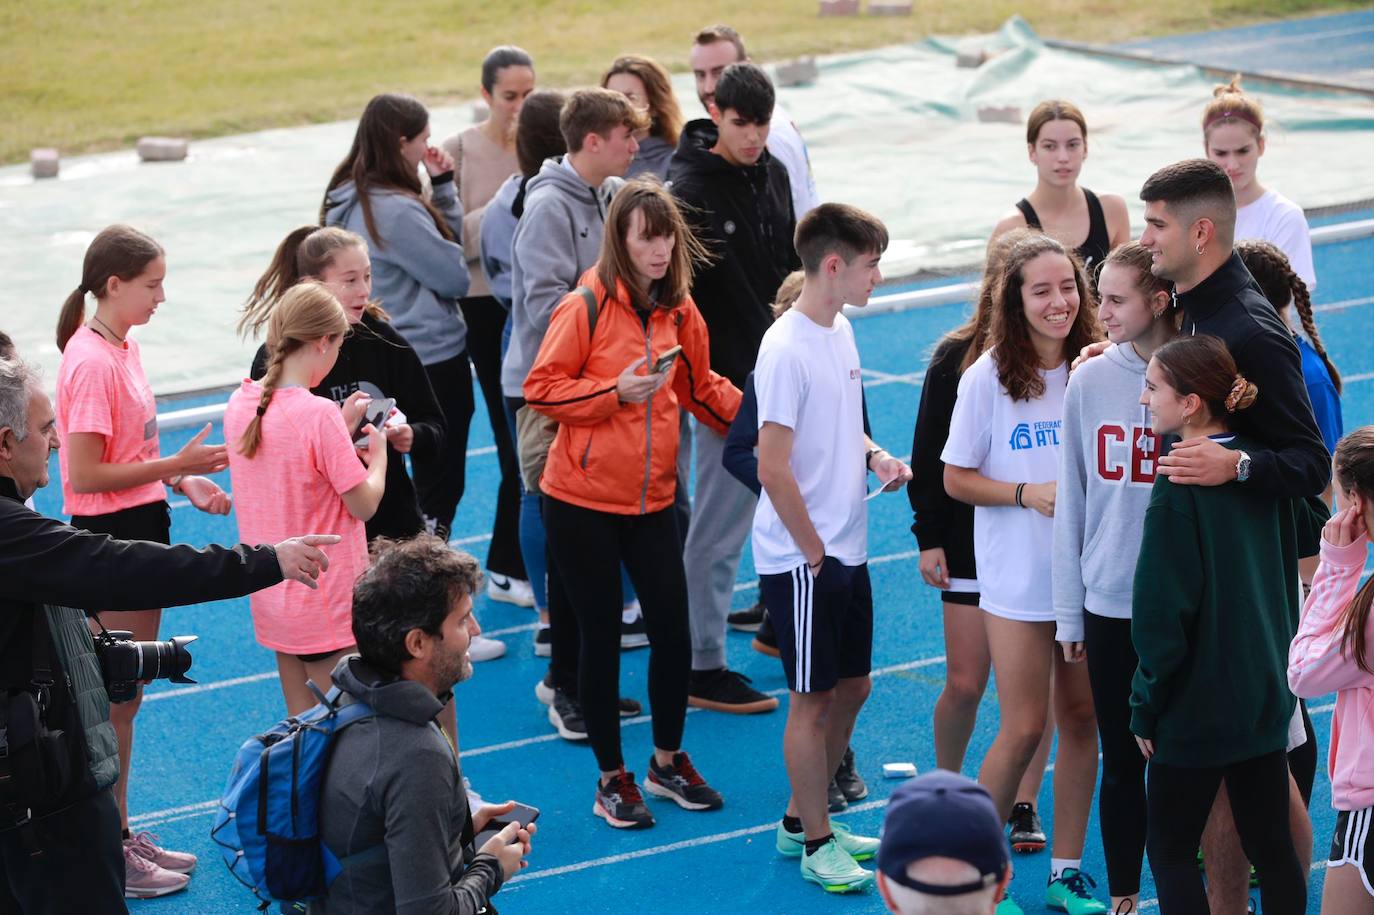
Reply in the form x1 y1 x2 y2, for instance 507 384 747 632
683 422 758 671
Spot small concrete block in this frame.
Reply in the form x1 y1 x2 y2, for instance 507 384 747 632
471 100 490 123
977 105 1023 125
31 148 59 179
775 57 820 88
868 1 913 14
819 0 859 15
956 48 986 68
136 137 189 162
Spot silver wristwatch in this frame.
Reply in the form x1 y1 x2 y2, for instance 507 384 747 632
1235 450 1251 483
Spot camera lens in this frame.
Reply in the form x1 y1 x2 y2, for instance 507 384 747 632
134 635 198 683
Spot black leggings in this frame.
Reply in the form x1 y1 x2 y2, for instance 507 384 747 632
1289 699 1316 808
543 496 691 773
1084 611 1147 898
1147 749 1306 914
460 297 524 579
413 350 474 533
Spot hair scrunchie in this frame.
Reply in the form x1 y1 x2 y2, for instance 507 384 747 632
256 405 268 417
1224 375 1249 413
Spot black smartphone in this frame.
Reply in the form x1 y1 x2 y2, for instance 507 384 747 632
473 802 540 849
351 397 395 446
652 345 683 374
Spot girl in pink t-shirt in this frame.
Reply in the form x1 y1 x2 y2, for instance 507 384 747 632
224 283 387 715
53 224 233 888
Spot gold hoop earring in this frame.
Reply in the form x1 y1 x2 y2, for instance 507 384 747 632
1196 245 1204 256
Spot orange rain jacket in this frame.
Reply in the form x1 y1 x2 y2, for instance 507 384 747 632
524 270 741 515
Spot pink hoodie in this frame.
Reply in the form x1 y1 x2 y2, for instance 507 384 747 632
1288 535 1374 812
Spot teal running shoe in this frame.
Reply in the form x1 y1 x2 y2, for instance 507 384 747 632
1046 868 1108 913
798 837 873 893
776 820 880 861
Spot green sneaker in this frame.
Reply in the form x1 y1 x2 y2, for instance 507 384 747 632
995 898 1025 915
776 820 881 861
798 837 873 893
1046 868 1108 913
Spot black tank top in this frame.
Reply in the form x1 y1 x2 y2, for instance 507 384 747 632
1015 188 1111 271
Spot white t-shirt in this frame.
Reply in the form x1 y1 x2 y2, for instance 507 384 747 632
752 309 867 574
767 101 820 219
1236 189 1316 292
941 350 1067 622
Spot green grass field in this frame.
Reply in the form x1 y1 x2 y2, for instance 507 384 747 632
0 0 1360 164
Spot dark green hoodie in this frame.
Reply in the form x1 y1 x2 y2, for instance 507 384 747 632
1129 433 1325 767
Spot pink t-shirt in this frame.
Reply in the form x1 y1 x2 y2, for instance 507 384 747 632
224 382 369 655
56 326 165 517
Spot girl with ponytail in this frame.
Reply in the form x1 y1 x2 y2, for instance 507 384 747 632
54 225 231 891
1132 334 1321 914
1290 425 1374 914
224 283 387 716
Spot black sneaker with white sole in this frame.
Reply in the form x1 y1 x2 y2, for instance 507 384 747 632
548 689 588 741
726 600 765 632
620 614 649 649
834 746 868 802
828 778 848 813
594 769 655 829
1008 801 1047 853
644 752 724 811
751 611 780 658
538 674 641 717
533 626 551 657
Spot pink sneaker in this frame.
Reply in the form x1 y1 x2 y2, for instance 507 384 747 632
127 830 198 874
123 841 189 898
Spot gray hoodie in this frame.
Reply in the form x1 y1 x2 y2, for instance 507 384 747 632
323 178 470 366
500 156 622 397
1052 343 1163 643
312 656 503 915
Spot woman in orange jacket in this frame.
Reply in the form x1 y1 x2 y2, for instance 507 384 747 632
525 178 741 830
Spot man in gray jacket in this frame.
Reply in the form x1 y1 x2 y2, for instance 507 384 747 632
314 536 533 915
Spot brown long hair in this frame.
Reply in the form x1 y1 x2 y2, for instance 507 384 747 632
238 283 349 459
597 177 710 312
1334 426 1374 674
602 54 684 148
1152 335 1259 426
320 94 454 250
1237 240 1341 394
989 234 1101 401
948 228 1034 374
56 225 164 352
1099 242 1179 327
241 226 386 339
1026 99 1087 146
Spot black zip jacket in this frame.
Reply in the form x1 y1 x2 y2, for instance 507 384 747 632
1177 251 1330 498
0 476 282 825
253 313 445 540
668 119 800 388
907 336 977 581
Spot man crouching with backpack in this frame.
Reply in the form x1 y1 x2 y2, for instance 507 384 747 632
314 536 534 915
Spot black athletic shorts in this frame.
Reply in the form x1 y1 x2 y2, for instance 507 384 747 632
759 558 873 693
70 499 172 545
1328 806 1374 898
941 590 979 607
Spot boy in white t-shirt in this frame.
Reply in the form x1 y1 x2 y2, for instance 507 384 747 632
754 204 912 893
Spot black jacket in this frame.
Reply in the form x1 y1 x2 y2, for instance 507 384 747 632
0 476 282 825
253 313 445 540
907 336 977 581
668 119 800 388
1177 251 1330 498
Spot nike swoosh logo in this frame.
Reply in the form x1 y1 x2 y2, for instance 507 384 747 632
490 576 512 591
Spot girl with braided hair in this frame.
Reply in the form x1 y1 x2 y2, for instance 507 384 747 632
1238 239 1342 455
224 283 388 715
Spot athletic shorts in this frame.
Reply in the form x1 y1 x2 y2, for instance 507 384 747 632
1328 806 1374 898
759 559 873 694
70 500 171 545
942 590 979 607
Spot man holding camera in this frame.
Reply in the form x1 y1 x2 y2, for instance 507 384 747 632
0 357 338 914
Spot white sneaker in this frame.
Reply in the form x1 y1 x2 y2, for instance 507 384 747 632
487 573 535 608
468 635 507 662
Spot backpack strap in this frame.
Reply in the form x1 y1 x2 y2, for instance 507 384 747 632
575 286 600 340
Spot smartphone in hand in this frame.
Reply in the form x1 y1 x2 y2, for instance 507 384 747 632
474 802 540 848
652 346 683 374
352 397 396 446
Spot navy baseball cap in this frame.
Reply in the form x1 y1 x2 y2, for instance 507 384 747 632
877 770 1009 896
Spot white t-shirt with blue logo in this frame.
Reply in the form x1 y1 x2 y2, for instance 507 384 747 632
941 349 1067 622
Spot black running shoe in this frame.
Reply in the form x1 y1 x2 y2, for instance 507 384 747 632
620 614 649 650
644 752 724 811
619 695 642 717
548 689 588 741
834 746 868 802
687 668 779 714
533 626 551 658
828 778 848 813
727 600 765 632
1008 801 1047 853
751 611 780 658
594 769 655 829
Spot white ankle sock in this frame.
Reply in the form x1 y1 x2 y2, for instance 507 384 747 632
1050 858 1081 882
621 605 641 624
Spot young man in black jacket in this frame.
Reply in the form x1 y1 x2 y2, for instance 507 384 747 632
0 358 337 914
670 62 799 715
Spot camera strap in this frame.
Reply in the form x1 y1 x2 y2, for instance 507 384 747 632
0 609 55 856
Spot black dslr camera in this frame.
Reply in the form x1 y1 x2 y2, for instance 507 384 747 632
92 630 198 703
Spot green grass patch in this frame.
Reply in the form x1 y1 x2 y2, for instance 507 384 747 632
0 0 1363 164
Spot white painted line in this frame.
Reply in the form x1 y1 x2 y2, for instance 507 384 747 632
128 798 219 827
143 670 278 703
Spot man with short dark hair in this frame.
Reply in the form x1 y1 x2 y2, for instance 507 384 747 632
670 62 798 717
314 536 533 915
876 771 1013 915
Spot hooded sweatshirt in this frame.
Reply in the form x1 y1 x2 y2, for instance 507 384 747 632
479 173 522 309
314 656 503 915
626 135 674 180
323 175 470 367
1052 343 1162 643
501 156 623 398
668 119 799 389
